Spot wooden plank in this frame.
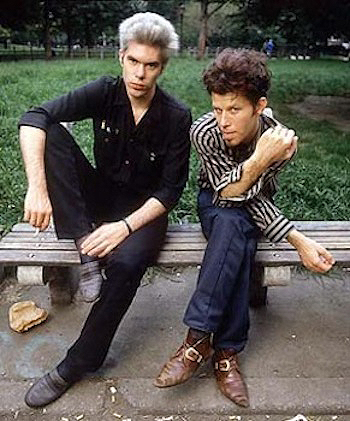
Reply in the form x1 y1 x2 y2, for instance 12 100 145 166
1 240 349 253
11 221 350 233
0 248 349 266
0 250 80 265
157 249 350 266
0 243 77 251
7 230 350 244
293 221 350 230
2 222 350 267
4 230 350 243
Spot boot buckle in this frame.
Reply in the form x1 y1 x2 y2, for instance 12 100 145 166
184 346 203 363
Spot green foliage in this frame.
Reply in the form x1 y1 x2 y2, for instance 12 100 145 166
268 59 350 104
0 57 349 231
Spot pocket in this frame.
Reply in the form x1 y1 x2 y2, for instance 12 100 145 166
131 144 164 189
94 121 123 170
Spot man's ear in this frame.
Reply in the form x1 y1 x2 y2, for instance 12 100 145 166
119 49 125 66
159 63 166 74
255 97 268 115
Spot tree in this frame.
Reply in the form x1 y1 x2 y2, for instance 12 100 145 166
51 0 136 53
237 0 350 49
196 0 232 59
0 25 11 48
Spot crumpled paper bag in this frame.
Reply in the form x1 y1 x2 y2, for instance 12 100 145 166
9 301 48 333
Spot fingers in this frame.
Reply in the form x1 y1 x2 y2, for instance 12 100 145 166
309 259 334 273
81 231 100 255
303 246 335 273
318 246 336 266
23 191 52 231
81 223 126 258
284 137 298 159
273 126 295 144
24 209 51 231
41 213 51 231
84 240 112 258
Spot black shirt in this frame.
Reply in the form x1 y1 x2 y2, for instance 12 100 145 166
19 76 192 210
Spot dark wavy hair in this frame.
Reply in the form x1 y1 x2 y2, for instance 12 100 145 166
203 48 271 105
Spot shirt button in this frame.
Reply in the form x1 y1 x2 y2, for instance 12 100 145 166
129 138 134 143
125 160 130 165
104 138 109 143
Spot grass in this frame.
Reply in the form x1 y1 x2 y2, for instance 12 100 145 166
0 57 349 231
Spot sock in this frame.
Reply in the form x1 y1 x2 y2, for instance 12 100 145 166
188 327 209 341
75 234 103 303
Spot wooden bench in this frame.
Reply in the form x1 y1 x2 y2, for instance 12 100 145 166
0 221 349 306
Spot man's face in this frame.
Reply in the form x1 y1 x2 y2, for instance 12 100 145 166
119 41 164 100
212 92 266 147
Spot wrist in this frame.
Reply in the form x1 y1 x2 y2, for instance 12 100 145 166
287 229 307 249
27 182 48 194
249 152 270 174
122 218 133 235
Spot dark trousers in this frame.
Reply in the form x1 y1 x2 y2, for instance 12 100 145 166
44 124 168 380
183 189 259 353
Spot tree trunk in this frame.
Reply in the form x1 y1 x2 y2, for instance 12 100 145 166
66 18 73 57
197 0 209 60
43 0 52 60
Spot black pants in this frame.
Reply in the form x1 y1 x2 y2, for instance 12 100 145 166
44 124 168 379
183 189 259 352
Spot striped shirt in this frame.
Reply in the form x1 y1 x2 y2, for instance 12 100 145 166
191 110 295 243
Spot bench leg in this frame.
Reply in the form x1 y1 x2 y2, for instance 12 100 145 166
0 264 4 285
263 266 291 286
43 266 78 305
17 266 44 284
249 263 268 308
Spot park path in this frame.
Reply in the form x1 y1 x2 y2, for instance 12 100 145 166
0 267 349 420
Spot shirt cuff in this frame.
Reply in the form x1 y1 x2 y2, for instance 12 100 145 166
263 214 295 243
18 109 50 131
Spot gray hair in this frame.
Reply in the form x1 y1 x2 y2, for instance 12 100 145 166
119 12 179 63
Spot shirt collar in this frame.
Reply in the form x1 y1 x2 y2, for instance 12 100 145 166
113 78 162 124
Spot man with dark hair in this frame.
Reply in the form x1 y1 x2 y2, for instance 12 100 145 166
19 12 191 407
154 48 334 407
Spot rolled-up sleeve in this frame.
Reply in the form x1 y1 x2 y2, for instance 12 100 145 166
18 76 110 131
246 194 295 242
152 110 192 210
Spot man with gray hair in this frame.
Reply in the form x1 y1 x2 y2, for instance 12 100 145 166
20 12 191 407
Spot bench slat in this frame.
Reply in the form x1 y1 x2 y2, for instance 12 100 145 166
1 248 349 266
1 241 349 252
10 221 350 232
8 228 350 238
1 222 349 267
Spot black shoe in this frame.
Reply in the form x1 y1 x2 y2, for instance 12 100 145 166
24 368 72 408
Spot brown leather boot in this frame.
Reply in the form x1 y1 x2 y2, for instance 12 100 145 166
213 349 249 407
154 330 212 388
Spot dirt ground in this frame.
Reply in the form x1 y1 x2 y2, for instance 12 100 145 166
288 95 350 132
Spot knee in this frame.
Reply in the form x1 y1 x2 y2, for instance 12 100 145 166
45 123 75 151
213 208 257 238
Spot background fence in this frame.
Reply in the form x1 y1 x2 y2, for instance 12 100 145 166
1 44 349 62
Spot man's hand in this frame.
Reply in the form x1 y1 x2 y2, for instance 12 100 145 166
287 229 335 273
81 221 129 258
23 186 52 231
253 126 298 167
